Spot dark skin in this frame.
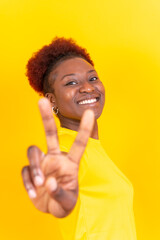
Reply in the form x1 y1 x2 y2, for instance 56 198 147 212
46 57 105 139
21 57 105 218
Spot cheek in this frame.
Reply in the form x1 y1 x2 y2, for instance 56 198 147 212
55 89 76 109
98 83 105 98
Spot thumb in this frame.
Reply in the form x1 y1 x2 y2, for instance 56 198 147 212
45 177 78 212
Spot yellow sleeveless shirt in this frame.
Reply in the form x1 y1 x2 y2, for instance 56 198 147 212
56 127 137 240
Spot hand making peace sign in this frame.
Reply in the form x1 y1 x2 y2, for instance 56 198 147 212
21 98 94 218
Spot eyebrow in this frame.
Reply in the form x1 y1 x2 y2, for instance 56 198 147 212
61 70 96 81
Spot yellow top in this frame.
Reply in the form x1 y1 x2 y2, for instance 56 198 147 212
57 127 137 240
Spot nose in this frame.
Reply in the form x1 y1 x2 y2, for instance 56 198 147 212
79 82 95 93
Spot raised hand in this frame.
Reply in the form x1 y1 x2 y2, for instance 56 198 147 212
22 98 94 218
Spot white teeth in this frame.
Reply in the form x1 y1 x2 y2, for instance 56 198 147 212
78 98 97 105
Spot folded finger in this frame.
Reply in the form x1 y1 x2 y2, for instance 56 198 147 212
27 145 44 187
38 98 60 155
21 166 37 199
45 177 77 213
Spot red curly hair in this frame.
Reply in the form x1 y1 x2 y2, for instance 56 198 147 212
26 37 94 95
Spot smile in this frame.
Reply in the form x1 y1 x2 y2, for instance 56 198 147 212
78 97 99 105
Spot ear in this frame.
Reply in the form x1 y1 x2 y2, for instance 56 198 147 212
45 93 57 107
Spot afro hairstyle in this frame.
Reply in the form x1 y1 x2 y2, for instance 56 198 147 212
26 37 94 95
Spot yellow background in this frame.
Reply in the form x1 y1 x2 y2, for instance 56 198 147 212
0 0 160 239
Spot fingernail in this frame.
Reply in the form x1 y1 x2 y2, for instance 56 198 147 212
34 175 44 186
28 189 37 199
46 178 57 192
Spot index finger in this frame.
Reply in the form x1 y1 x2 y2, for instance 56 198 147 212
38 98 60 155
68 110 95 164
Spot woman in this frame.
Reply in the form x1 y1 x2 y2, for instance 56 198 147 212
22 37 137 240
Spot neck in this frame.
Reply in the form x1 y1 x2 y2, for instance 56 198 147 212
59 115 99 139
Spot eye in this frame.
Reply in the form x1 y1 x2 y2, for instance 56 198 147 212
89 76 98 81
65 81 77 86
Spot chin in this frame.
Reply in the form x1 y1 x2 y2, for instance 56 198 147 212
94 111 103 120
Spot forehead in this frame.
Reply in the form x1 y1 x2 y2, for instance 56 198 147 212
51 57 95 77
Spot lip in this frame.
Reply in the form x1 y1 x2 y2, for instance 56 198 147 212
77 96 100 105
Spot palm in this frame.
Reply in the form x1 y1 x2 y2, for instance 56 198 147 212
32 153 79 217
22 98 94 218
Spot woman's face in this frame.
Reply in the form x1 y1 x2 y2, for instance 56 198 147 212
47 57 105 121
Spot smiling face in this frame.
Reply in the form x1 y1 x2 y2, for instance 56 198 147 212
46 57 105 125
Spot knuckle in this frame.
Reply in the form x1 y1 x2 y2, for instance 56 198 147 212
42 115 53 122
68 155 75 162
21 166 29 176
25 182 31 190
31 166 41 177
74 139 86 147
28 145 37 151
81 127 91 135
27 145 38 156
30 165 37 173
48 147 60 155
46 129 57 137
